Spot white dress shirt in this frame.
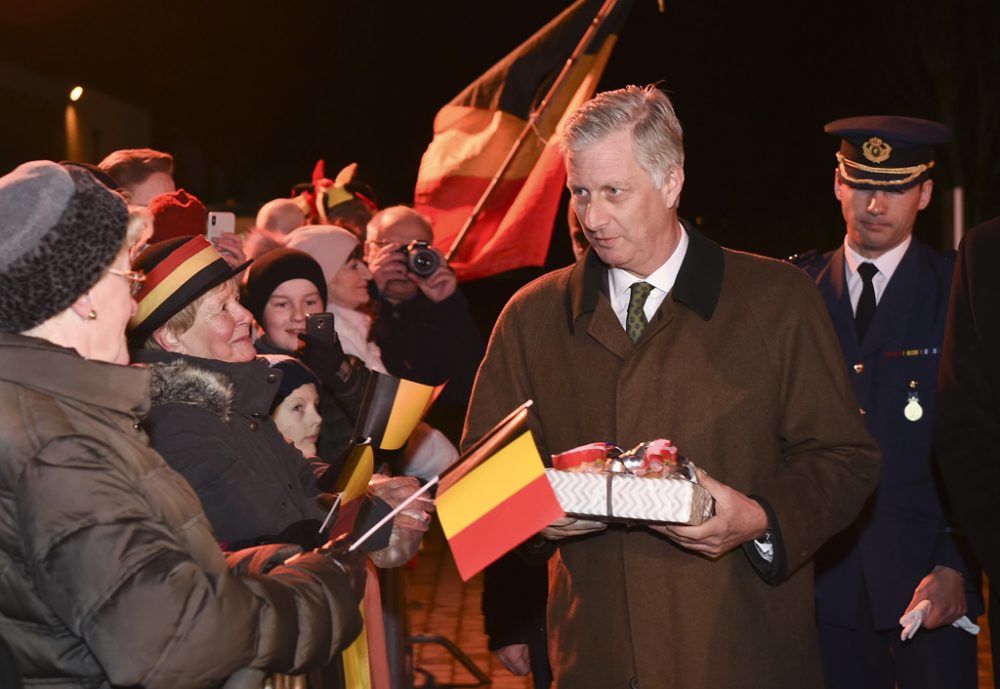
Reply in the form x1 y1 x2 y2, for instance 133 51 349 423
843 235 911 313
607 226 689 328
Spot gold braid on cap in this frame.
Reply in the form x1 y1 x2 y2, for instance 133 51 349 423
836 152 934 187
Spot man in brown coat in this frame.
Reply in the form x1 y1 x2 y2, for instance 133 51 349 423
462 85 881 688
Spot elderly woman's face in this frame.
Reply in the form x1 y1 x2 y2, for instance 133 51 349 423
173 281 256 362
88 245 137 365
262 278 325 352
273 382 322 458
329 258 373 310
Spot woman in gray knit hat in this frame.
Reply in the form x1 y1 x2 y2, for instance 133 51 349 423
0 160 369 689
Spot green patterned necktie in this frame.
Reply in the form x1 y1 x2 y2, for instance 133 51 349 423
626 281 654 342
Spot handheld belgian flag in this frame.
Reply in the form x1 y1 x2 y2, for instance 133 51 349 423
317 371 443 492
414 0 633 281
350 401 564 581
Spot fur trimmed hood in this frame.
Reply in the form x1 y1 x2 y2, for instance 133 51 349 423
147 358 233 420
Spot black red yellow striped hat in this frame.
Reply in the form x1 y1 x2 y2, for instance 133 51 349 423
127 234 251 347
825 115 951 191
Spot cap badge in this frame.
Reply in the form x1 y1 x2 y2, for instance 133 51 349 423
862 137 892 164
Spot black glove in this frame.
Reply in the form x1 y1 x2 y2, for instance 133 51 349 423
298 332 360 395
317 537 369 600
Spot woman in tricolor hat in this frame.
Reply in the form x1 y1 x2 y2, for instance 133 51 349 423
128 234 335 549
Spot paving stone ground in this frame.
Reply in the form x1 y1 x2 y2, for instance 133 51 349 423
405 522 994 689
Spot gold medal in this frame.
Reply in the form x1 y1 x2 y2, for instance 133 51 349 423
904 395 923 422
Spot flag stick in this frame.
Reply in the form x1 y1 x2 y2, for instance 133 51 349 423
349 477 439 552
348 399 534 551
445 0 623 262
318 492 343 534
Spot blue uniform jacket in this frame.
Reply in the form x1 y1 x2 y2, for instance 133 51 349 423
797 238 982 630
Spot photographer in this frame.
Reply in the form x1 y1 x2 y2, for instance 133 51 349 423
365 206 485 442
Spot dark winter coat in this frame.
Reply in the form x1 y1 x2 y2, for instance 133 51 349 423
132 349 327 549
464 226 880 689
0 333 362 688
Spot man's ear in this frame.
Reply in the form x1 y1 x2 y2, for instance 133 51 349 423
661 166 685 208
153 326 185 354
833 171 844 201
917 179 933 211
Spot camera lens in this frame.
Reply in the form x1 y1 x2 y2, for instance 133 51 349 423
404 241 440 277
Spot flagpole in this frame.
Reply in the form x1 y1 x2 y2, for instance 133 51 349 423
445 0 623 262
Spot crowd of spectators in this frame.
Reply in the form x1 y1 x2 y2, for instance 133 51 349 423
0 148 485 689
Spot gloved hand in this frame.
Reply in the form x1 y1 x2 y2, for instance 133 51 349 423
298 331 360 395
368 475 434 568
315 537 369 600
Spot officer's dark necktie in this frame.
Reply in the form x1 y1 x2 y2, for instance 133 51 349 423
855 262 879 341
626 281 654 342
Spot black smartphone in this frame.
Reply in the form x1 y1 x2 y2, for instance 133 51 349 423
305 312 336 347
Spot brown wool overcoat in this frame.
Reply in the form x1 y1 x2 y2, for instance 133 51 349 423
463 226 880 689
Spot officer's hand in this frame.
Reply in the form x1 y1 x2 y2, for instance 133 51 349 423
540 516 607 541
494 644 531 676
410 250 457 302
649 469 768 558
903 565 967 628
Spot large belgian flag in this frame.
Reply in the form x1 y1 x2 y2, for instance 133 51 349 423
414 0 632 281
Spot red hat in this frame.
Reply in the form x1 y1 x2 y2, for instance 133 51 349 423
148 188 206 242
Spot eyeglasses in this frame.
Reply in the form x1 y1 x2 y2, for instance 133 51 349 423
107 268 147 297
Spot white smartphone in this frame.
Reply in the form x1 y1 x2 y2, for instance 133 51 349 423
206 211 235 240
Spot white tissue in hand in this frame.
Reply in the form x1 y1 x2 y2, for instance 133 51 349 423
898 599 980 641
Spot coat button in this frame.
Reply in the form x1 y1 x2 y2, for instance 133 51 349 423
287 483 294 491
132 422 141 430
859 408 867 416
629 677 640 689
853 363 864 373
909 379 919 389
251 411 262 419
266 372 278 383
249 421 259 432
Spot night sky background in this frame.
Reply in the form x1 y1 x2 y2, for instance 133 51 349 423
2 0 998 300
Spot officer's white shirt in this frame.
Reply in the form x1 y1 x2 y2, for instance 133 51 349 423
844 234 912 313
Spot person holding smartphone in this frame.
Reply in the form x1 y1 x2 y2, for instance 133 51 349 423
242 246 370 459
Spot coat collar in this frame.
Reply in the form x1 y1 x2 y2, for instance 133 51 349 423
567 219 725 330
0 332 150 417
131 349 279 419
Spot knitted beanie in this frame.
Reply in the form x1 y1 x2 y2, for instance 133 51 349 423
0 160 128 332
147 188 207 242
284 224 359 286
262 354 321 412
242 248 328 325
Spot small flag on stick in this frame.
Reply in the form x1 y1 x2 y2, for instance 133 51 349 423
355 371 443 451
348 401 564 581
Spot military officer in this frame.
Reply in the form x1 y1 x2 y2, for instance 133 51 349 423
794 116 982 689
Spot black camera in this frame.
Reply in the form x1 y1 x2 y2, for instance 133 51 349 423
401 240 440 277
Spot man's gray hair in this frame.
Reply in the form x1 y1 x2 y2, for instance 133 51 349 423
561 85 684 188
